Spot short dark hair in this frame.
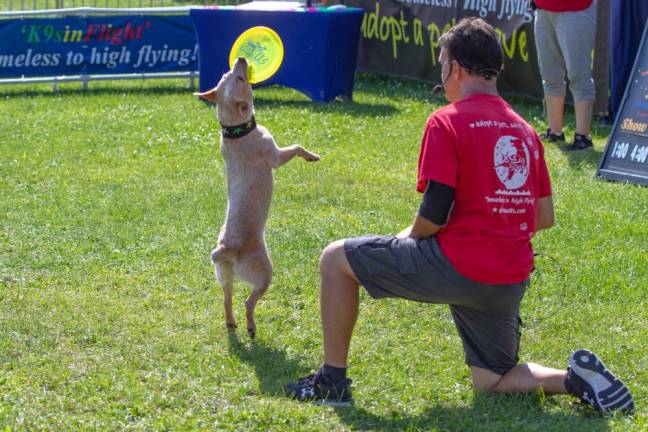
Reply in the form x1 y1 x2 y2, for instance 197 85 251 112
439 17 503 80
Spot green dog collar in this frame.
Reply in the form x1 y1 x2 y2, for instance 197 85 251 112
221 116 257 139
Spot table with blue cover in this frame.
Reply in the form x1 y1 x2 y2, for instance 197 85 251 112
190 5 364 102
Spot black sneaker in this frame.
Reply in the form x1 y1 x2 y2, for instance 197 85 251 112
285 371 353 407
565 349 634 415
566 133 593 151
541 128 565 143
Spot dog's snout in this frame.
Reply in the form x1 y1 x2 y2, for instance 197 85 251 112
237 57 248 65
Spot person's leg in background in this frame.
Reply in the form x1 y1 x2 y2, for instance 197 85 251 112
574 100 593 137
546 95 566 138
555 2 598 149
534 8 567 141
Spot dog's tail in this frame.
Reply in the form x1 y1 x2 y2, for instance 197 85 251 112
211 246 236 264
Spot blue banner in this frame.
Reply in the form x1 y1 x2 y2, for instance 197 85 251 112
0 15 198 78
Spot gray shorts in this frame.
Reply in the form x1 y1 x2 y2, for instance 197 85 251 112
344 235 528 375
534 2 597 102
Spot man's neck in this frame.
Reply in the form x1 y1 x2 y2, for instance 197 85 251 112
458 79 499 99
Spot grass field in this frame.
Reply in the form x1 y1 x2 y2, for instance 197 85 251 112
0 75 646 430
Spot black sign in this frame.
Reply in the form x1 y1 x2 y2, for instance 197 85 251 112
597 21 648 186
339 0 610 108
343 0 543 99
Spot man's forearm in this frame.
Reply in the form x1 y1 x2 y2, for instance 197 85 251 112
408 214 441 239
396 226 412 238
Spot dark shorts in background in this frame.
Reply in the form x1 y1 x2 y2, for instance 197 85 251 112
344 235 528 375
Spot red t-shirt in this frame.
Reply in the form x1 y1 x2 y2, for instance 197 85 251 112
417 94 552 285
534 0 592 12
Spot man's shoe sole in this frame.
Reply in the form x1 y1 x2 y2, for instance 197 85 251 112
569 349 634 415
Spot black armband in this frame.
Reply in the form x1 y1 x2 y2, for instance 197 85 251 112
418 180 455 226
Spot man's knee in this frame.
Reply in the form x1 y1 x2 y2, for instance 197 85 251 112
320 240 346 271
320 239 359 283
470 366 502 393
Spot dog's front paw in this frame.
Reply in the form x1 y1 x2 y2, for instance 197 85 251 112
303 151 320 162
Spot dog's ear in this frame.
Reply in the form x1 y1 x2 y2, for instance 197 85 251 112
193 87 218 103
237 101 251 118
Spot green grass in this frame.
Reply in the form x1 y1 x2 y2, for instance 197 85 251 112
0 75 646 430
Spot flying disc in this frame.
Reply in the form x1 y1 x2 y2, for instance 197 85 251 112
229 26 284 84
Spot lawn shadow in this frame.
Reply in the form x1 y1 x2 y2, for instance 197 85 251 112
252 95 400 118
2 80 400 117
0 82 195 99
334 392 612 432
227 332 306 397
558 144 604 170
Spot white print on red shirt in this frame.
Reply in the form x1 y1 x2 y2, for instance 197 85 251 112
494 135 530 190
471 122 539 232
427 97 553 284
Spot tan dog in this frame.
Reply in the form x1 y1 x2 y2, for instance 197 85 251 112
195 57 320 338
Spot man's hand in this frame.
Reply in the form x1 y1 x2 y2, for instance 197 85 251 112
536 196 555 231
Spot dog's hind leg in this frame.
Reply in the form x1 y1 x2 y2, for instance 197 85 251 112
215 261 236 330
236 251 272 339
211 245 236 264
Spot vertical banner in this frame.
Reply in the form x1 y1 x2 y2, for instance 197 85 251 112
0 15 198 78
593 0 610 116
343 0 543 99
597 21 648 186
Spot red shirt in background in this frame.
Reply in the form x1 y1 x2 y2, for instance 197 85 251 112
534 0 592 12
417 94 552 285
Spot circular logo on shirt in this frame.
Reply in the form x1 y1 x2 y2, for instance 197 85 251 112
493 135 530 190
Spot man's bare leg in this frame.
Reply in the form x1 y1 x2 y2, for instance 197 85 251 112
319 240 361 368
471 364 567 394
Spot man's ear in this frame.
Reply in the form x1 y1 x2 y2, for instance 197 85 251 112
193 86 218 103
452 60 462 80
237 101 250 118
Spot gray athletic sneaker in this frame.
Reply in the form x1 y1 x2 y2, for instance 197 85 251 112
565 349 634 415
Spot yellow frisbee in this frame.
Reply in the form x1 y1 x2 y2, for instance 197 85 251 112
229 26 284 84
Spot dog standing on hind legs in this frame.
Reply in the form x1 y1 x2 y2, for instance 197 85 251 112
195 57 320 338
